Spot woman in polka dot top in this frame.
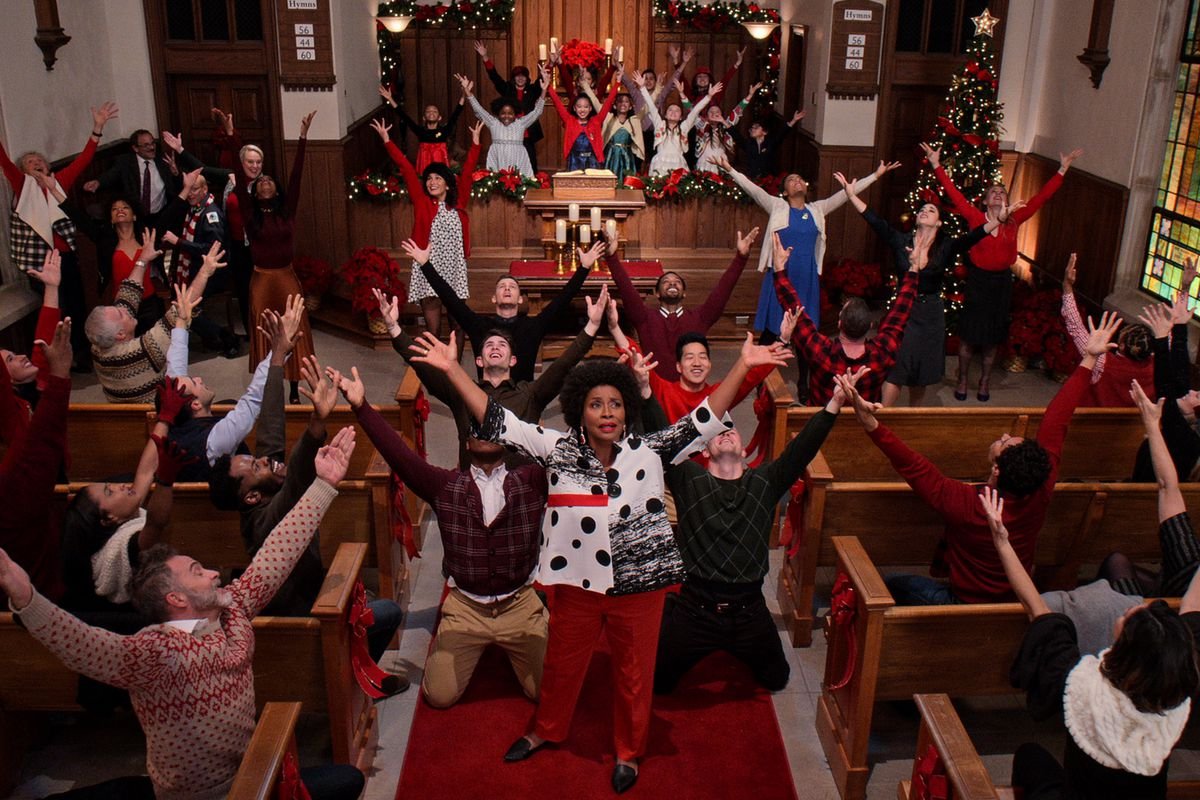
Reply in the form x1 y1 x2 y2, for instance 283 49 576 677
410 330 793 792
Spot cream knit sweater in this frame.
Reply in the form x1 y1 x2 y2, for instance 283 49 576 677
16 479 338 800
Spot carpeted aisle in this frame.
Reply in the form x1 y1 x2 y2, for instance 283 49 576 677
394 643 799 800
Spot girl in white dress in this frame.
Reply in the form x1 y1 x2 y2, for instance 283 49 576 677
458 68 549 178
633 71 717 174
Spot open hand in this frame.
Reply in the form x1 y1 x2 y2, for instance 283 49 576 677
336 365 367 409
161 131 183 153
155 377 192 426
585 283 609 327
1084 310 1122 357
29 250 62 288
315 427 356 485
874 160 902 178
408 331 459 373
829 365 870 411
400 237 431 265
578 240 605 269
779 307 801 343
370 118 392 143
1137 303 1172 339
139 228 162 263
300 110 317 138
1059 148 1083 172
91 101 119 132
37 318 73 379
919 142 941 169
771 231 793 273
152 434 199 484
736 226 760 257
299 355 337 419
738 331 794 370
373 288 402 335
1130 379 1163 426
0 547 34 610
1063 253 1077 293
979 486 1009 549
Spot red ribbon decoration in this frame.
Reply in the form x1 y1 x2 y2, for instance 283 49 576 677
348 582 394 699
276 752 313 800
743 385 773 468
825 572 858 691
780 478 807 554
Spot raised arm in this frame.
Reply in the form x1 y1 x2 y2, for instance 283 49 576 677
283 113 313 219
408 332 490 425
536 241 601 325
340 366 454 505
530 285 605 407
1035 312 1121 460
763 371 857 494
982 487 1050 618
1061 254 1096 365
922 143 977 219
375 283 460 409
1132 379 1186 522
693 227 756 329
410 240 485 340
811 162 893 216
604 236 649 327
372 118 424 199
1010 150 1078 225
466 93 500 128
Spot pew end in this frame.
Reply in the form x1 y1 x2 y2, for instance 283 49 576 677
227 701 303 800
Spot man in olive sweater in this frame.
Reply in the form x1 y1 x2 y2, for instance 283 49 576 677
649 369 859 694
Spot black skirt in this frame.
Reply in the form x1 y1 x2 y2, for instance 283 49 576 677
958 265 1013 346
888 293 945 387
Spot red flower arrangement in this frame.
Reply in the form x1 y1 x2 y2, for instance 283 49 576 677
822 258 884 302
558 39 607 73
340 247 407 316
293 256 334 298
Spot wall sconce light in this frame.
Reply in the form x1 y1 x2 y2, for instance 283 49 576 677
378 14 413 33
742 21 779 40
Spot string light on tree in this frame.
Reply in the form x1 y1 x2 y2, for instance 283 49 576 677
904 8 1004 335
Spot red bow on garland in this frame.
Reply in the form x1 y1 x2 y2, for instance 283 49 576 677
277 752 313 800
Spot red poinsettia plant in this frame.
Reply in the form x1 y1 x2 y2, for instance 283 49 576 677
293 256 334 298
558 39 607 72
822 258 885 302
340 246 407 316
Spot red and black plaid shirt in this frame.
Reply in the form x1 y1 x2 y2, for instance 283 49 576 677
774 270 918 405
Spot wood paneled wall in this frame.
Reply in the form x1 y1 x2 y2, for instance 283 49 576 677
1009 152 1127 307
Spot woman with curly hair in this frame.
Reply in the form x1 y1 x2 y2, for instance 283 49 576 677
409 330 791 794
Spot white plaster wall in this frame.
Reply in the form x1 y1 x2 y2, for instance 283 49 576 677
331 0 383 131
779 0 882 146
0 0 155 160
1026 0 1165 186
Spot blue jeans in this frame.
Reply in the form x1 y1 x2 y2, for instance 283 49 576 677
367 598 403 662
884 574 962 606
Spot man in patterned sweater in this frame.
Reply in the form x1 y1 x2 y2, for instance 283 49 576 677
85 241 224 403
650 369 858 694
0 428 364 800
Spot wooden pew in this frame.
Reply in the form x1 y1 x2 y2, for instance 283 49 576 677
777 474 1200 647
0 543 377 792
897 694 1200 800
818 536 1184 800
227 702 303 800
769 405 1144 483
42 400 413 483
393 368 429 551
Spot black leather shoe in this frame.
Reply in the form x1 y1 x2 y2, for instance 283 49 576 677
504 736 544 762
612 764 638 794
379 673 410 697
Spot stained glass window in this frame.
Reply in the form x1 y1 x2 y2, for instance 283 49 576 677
1143 0 1200 313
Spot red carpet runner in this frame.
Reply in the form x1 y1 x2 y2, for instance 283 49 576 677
395 644 798 799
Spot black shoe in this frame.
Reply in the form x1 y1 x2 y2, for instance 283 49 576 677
504 736 544 763
611 764 638 794
377 673 410 699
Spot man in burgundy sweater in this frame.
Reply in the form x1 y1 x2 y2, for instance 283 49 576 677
607 228 758 382
836 313 1120 605
338 367 548 709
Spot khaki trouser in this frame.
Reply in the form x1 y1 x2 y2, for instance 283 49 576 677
422 585 549 708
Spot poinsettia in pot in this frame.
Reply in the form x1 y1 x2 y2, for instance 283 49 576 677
293 256 334 313
340 246 407 335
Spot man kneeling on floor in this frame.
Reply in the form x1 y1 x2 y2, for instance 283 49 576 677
650 365 861 693
337 365 548 707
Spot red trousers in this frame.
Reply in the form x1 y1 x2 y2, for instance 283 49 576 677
533 586 666 761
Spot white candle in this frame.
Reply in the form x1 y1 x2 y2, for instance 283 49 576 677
604 38 613 55
605 219 618 241
568 203 580 222
590 206 602 229
554 219 567 244
539 44 548 61
616 45 624 63
549 37 558 54
579 224 592 244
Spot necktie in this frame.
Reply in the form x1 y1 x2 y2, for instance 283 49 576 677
141 160 152 214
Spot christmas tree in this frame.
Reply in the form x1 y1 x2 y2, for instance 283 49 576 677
905 8 1004 334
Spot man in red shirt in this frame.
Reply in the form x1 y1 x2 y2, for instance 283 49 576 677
834 312 1120 605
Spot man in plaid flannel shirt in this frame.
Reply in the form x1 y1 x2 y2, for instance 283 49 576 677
339 366 548 709
771 232 920 405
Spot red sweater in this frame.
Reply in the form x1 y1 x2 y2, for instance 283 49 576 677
385 140 480 257
548 82 619 161
0 371 69 600
934 165 1062 271
867 364 1090 603
646 357 771 423
0 136 97 251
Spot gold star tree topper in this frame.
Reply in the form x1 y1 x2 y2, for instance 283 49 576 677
971 8 1000 37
